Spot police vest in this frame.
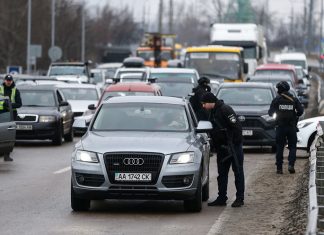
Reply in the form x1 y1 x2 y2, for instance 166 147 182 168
276 95 296 125
0 86 16 111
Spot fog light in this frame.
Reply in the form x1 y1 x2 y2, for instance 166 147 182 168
183 176 191 186
77 175 85 183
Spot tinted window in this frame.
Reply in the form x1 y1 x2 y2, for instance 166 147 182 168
0 111 11 123
102 91 154 101
60 88 98 100
156 82 194 98
20 90 56 107
217 87 273 105
93 103 189 132
49 66 85 76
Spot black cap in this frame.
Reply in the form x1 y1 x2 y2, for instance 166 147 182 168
4 74 13 81
276 81 290 93
198 76 210 85
201 92 218 103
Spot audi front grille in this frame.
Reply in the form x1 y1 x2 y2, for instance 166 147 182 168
104 152 164 185
16 114 38 122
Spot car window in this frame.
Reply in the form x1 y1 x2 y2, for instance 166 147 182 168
20 90 56 107
217 87 273 105
60 88 98 100
188 104 198 127
255 70 294 80
102 91 154 101
92 103 189 132
49 66 85 76
57 90 64 103
0 110 11 123
156 82 194 98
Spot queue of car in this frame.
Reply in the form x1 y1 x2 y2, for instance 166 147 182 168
0 51 316 213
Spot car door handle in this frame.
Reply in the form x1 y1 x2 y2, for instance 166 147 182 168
8 126 16 130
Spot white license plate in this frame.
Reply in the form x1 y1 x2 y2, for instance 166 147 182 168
242 130 253 136
16 125 33 130
115 173 152 182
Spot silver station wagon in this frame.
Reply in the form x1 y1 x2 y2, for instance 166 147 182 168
71 96 212 212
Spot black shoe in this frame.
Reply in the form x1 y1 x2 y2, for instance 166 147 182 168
288 165 295 174
4 155 13 162
276 169 283 174
231 198 244 207
208 197 227 206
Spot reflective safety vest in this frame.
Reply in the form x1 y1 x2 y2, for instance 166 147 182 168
0 86 16 111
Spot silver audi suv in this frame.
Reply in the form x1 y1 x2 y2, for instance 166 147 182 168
71 96 212 212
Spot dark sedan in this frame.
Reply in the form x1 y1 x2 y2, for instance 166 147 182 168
215 82 277 150
16 85 74 145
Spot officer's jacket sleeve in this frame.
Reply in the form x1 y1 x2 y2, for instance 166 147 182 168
12 89 22 109
268 98 277 116
222 105 240 129
294 97 304 117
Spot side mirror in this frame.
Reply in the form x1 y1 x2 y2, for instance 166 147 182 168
246 77 250 82
308 66 312 72
298 79 304 84
88 104 96 110
105 78 113 84
73 118 88 132
59 101 69 106
243 62 249 74
195 121 213 133
90 73 94 78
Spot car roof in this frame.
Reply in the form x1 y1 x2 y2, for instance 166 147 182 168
51 62 85 66
55 83 97 89
116 67 149 72
97 63 123 69
249 74 292 80
278 53 307 60
150 68 197 73
104 82 160 92
256 63 296 70
103 96 186 105
219 82 274 89
18 85 59 91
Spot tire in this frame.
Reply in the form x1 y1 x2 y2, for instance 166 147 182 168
52 124 63 145
271 145 277 153
71 184 90 211
64 124 74 142
307 132 317 152
184 171 202 212
202 171 209 202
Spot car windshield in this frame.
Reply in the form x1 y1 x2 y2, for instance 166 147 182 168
116 71 145 81
281 60 306 70
255 70 294 80
185 52 240 80
217 87 273 105
92 103 189 132
249 79 293 88
102 91 154 101
150 72 197 83
60 88 98 100
92 72 104 83
49 66 85 76
295 68 304 79
20 90 56 107
156 82 194 98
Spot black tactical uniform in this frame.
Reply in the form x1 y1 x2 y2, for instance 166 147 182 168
268 81 304 174
201 92 245 208
189 77 211 121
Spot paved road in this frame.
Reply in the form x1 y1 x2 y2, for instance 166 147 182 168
0 138 279 235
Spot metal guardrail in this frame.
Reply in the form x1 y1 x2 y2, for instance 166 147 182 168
306 122 324 235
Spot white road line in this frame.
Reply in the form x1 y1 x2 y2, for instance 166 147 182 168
54 166 71 174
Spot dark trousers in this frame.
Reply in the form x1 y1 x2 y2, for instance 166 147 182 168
275 125 297 168
216 143 245 201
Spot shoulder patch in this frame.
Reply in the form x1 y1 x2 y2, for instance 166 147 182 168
228 114 237 123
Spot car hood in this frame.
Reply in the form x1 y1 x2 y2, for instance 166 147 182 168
68 100 97 113
80 131 194 154
231 105 270 116
18 106 58 115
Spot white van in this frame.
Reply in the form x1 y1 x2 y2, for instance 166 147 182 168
275 52 309 75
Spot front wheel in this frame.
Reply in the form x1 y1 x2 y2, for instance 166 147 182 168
202 171 209 202
184 173 202 212
52 125 63 145
64 123 74 142
71 184 90 211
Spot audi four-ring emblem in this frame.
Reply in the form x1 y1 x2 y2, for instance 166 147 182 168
123 158 144 166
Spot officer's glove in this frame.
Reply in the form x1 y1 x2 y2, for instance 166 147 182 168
3 99 9 109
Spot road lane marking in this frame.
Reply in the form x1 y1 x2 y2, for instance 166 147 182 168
54 166 71 174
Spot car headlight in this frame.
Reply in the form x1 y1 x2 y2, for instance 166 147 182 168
297 122 312 129
75 150 99 163
83 109 95 116
39 115 56 122
170 152 195 164
261 113 276 122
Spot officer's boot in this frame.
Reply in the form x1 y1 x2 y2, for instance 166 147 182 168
4 153 13 162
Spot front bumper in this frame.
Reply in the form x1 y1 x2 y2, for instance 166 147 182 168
71 153 200 200
16 121 58 140
242 127 276 146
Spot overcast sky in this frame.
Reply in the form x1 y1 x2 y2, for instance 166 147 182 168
83 0 318 29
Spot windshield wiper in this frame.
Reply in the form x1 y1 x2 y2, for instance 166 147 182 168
200 73 234 80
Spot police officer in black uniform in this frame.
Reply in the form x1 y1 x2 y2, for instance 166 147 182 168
201 92 245 208
268 81 304 174
189 77 211 121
